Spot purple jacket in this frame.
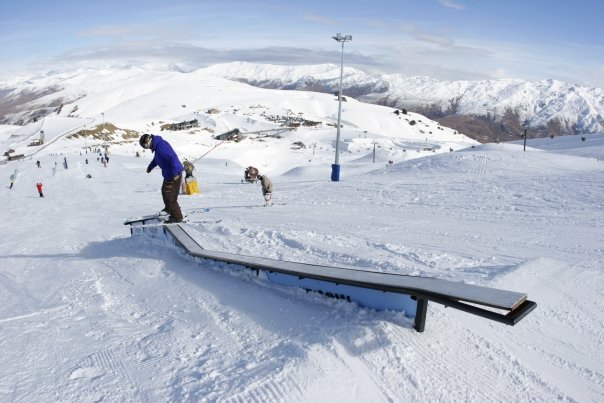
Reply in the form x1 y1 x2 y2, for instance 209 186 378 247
147 135 184 180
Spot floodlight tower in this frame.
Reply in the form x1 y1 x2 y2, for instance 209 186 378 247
331 33 352 182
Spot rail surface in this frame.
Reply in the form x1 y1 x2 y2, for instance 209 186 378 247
125 217 537 332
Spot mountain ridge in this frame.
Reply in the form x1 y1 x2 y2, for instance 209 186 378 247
0 66 479 169
199 62 604 142
1 62 603 143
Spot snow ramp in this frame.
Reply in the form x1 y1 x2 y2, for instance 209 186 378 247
124 216 537 333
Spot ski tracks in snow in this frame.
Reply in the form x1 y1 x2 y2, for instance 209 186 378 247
37 249 310 402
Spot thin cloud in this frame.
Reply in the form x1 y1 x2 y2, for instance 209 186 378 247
51 42 378 70
303 13 337 26
438 0 465 11
79 25 142 38
78 23 198 44
414 33 455 47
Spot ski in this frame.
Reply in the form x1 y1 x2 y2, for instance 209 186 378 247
188 208 211 214
126 221 186 228
246 202 287 208
124 213 188 226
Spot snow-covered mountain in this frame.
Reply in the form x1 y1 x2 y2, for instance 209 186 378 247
0 65 477 167
2 62 602 143
199 62 604 141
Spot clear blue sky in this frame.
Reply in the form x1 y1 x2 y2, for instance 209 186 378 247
1 0 603 88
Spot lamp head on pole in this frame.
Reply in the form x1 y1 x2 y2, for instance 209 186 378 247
332 33 352 43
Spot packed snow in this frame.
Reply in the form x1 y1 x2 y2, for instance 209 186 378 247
0 70 603 402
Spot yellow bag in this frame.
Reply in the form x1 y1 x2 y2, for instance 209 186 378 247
185 179 199 195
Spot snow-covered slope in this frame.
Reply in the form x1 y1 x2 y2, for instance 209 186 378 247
200 62 604 135
1 130 602 401
1 66 603 401
3 63 603 138
0 66 476 167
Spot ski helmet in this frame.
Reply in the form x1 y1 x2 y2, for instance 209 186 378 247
139 134 152 149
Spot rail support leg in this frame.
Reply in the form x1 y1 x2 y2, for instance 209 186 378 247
414 298 428 332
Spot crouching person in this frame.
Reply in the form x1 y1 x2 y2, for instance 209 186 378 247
257 174 273 206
